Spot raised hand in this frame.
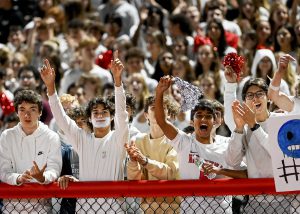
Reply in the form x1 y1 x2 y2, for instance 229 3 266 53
17 170 32 185
110 50 124 87
57 175 78 190
241 102 257 128
224 66 238 83
29 161 47 183
40 59 56 95
232 100 246 131
277 54 295 75
232 100 257 130
156 76 173 95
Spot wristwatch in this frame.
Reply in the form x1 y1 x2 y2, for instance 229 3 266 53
250 123 260 132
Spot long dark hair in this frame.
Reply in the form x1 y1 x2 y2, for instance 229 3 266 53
206 19 227 58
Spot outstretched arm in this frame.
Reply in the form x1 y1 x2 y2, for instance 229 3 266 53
268 54 295 112
155 76 178 140
111 51 129 144
224 66 239 131
40 59 83 151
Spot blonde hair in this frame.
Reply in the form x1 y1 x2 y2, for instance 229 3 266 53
59 94 79 108
12 52 28 65
126 73 150 112
77 36 98 51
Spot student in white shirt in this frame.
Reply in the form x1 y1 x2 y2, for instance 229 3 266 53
0 89 62 213
224 65 291 213
155 76 246 214
40 51 129 213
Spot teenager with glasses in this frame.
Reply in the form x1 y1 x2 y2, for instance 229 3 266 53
155 76 246 214
224 66 291 213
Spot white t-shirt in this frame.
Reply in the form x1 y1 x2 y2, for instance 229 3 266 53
169 130 232 214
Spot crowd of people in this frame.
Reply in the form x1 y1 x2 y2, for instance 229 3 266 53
0 0 300 213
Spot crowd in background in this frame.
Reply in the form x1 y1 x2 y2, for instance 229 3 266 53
0 0 300 213
0 0 299 131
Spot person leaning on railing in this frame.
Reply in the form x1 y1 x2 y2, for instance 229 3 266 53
0 89 62 213
125 95 180 214
154 76 247 214
223 64 293 213
40 50 130 213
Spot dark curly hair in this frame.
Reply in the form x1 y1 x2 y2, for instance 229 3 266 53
14 89 43 112
106 93 135 122
67 106 92 130
85 96 115 119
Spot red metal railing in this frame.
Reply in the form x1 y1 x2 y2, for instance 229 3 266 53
1 178 300 198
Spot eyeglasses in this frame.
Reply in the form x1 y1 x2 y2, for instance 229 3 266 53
194 113 214 120
245 90 266 100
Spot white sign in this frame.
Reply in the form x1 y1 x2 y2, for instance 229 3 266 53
267 114 300 192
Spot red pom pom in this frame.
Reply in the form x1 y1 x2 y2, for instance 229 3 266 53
222 53 245 80
0 92 15 115
95 50 113 69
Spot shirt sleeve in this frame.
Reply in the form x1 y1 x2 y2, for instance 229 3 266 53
48 92 84 151
224 82 238 132
252 126 270 155
43 133 62 184
145 148 179 180
114 85 129 146
127 160 142 180
0 132 20 185
225 132 245 168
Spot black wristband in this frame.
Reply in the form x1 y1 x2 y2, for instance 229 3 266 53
250 123 260 132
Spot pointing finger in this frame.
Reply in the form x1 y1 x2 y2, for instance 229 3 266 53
33 161 40 171
41 163 47 172
284 54 296 62
44 59 51 70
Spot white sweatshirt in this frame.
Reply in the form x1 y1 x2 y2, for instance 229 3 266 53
0 122 62 185
48 85 129 181
224 82 284 178
0 122 62 213
49 85 129 214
